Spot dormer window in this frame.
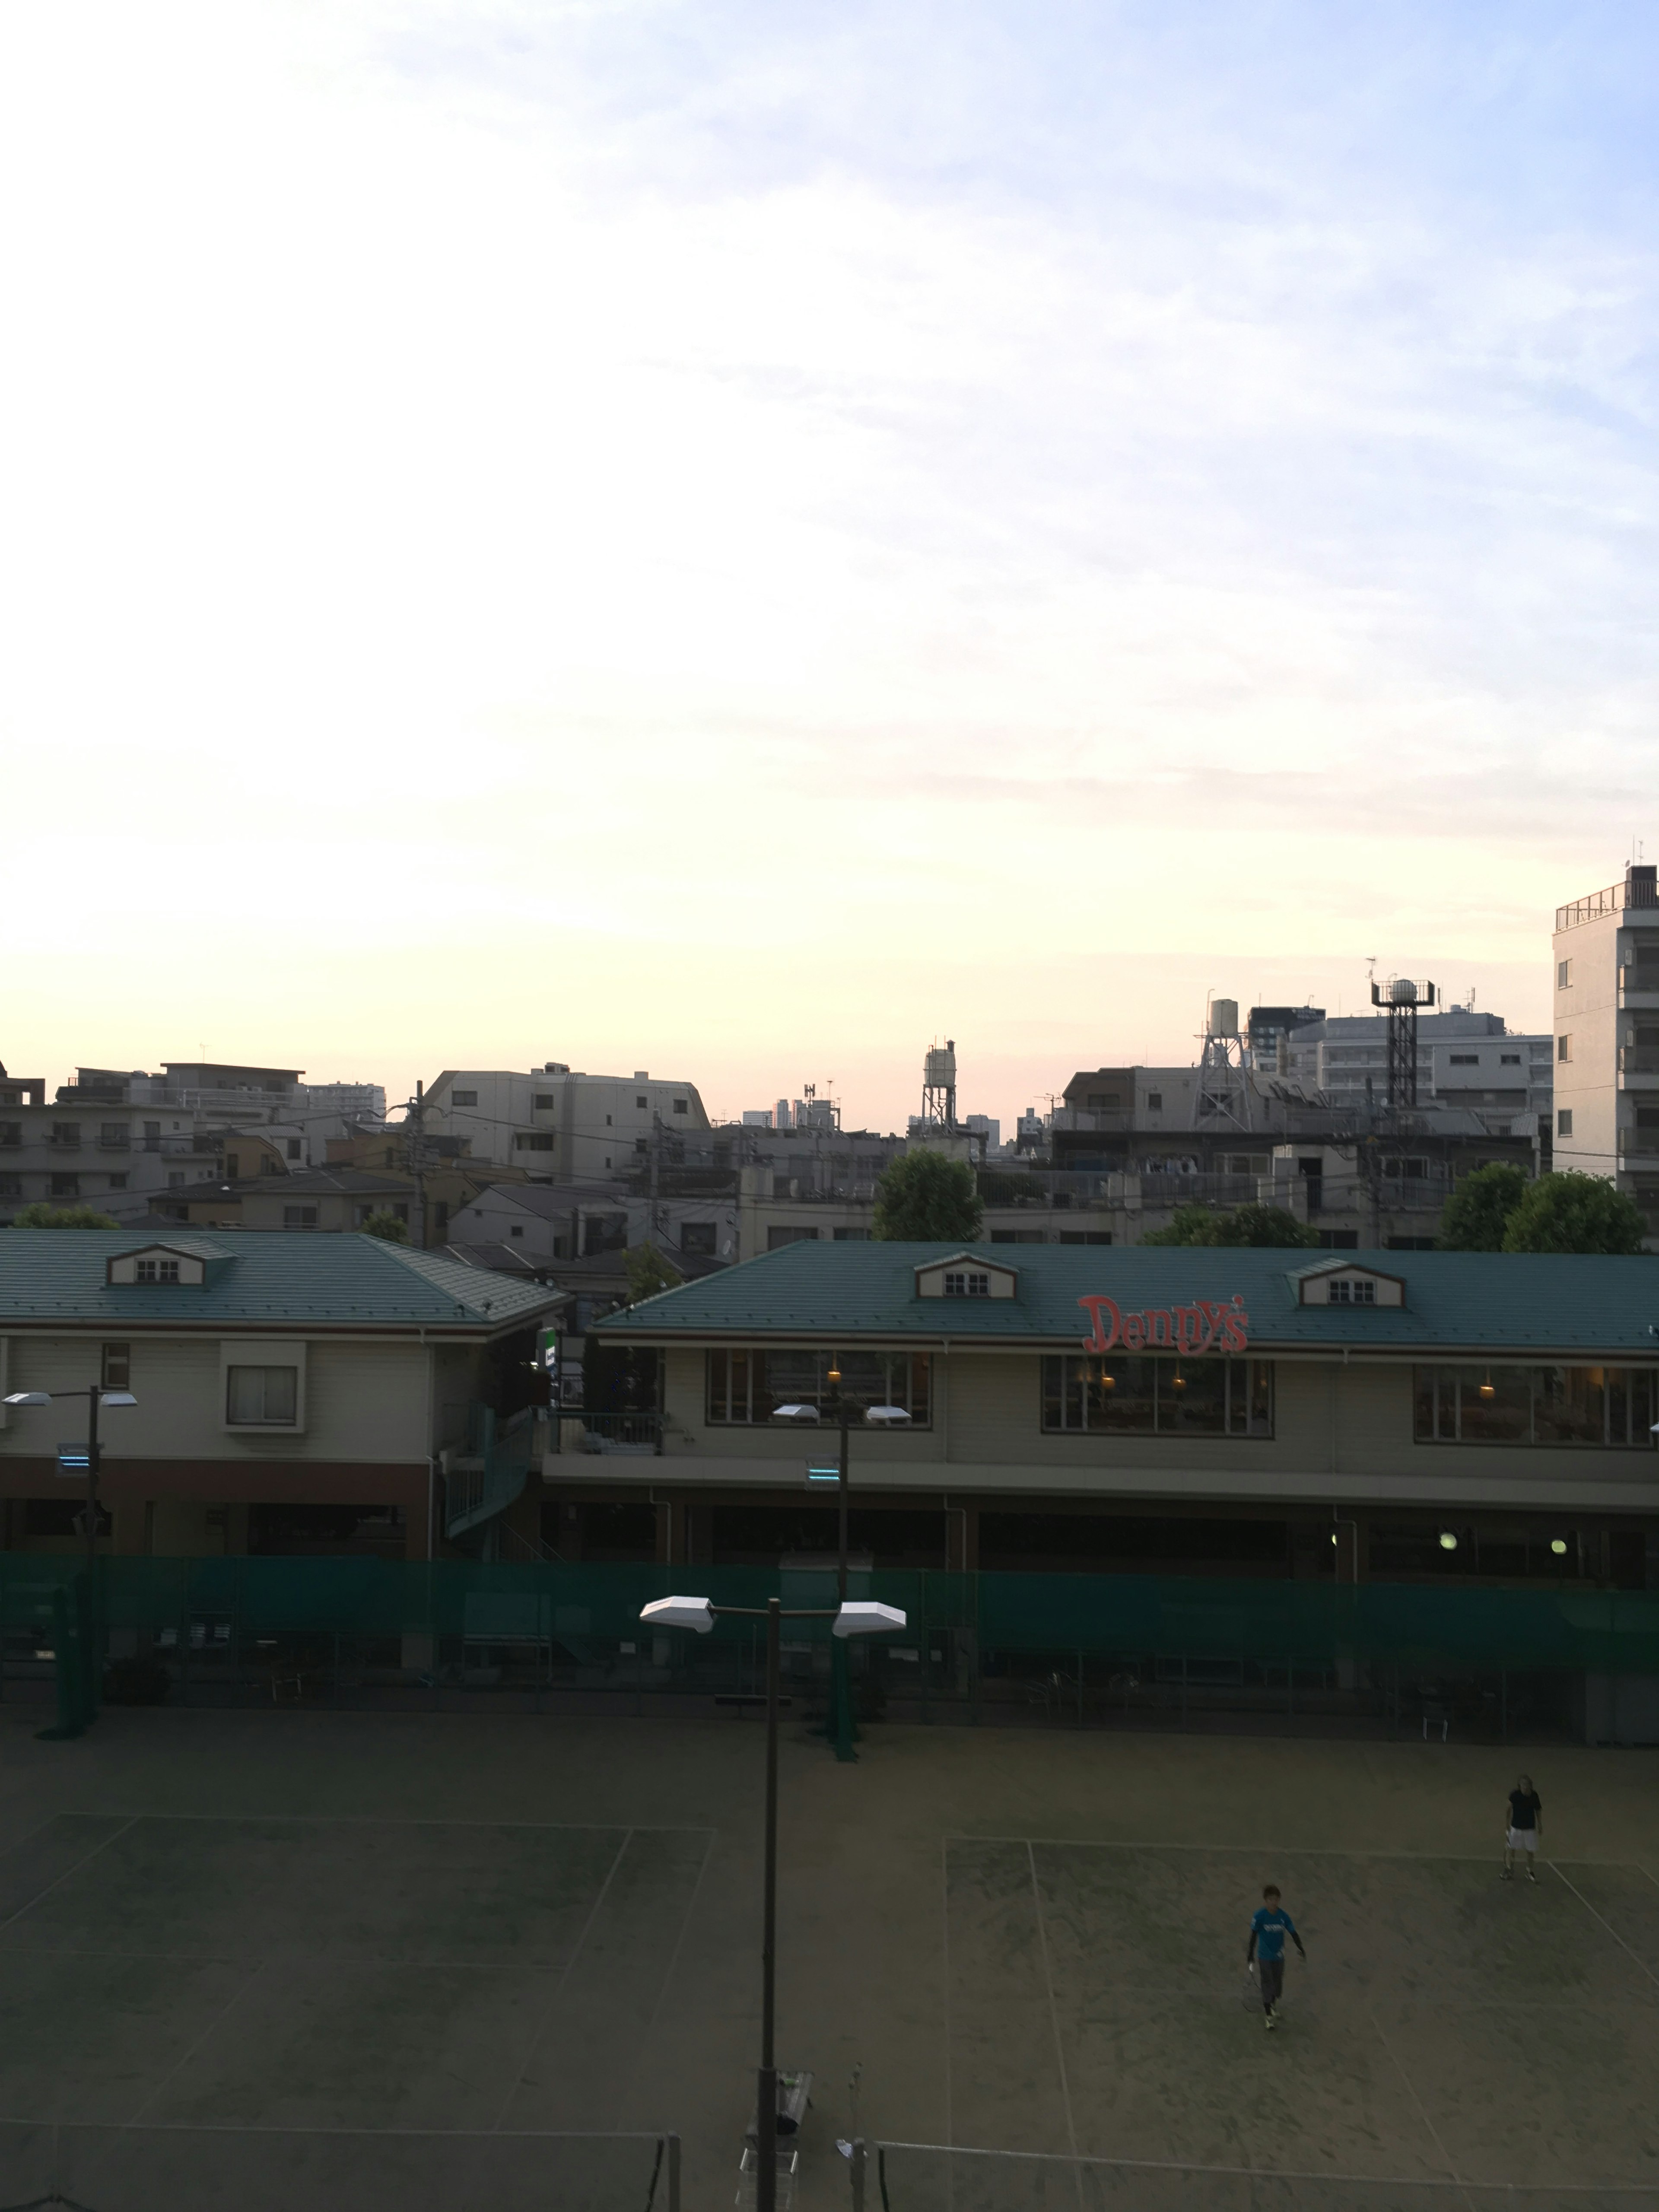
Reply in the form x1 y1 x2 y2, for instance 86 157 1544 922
1328 1278 1375 1305
944 1269 990 1297
1296 1263 1404 1308
135 1259 180 1285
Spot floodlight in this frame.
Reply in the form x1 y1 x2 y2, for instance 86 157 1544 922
3 1392 52 1407
640 1595 715 1634
101 1393 137 1408
832 1601 907 1638
863 1405 912 1427
770 1404 819 1423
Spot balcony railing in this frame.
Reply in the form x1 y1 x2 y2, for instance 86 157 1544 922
550 1410 662 1457
1620 1050 1659 1079
1619 1132 1659 1157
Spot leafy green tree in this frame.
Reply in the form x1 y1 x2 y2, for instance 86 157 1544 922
872 1150 984 1241
10 1203 120 1229
1500 1171 1649 1256
626 1242 684 1303
1141 1201 1316 1249
1436 1162 1529 1251
359 1211 409 1243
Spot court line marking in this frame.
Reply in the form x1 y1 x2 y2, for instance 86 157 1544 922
875 2140 1659 2194
1548 1861 1659 1990
490 1825 635 2131
0 1817 137 1939
1025 1843 1079 2168
948 1835 1651 1864
638 1826 718 2053
940 1834 953 2155
0 2118 671 2140
1370 2006 1476 2212
22 1813 715 1834
123 1960 269 2126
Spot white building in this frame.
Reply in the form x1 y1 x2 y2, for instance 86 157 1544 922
1284 1010 1552 1133
1551 860 1659 1246
421 1065 712 1182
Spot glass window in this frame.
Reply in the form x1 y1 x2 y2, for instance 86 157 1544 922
226 1366 298 1424
943 1270 989 1296
451 1090 478 1106
706 1349 929 1425
101 1343 130 1389
134 1258 179 1283
1414 1366 1659 1447
1041 1357 1272 1437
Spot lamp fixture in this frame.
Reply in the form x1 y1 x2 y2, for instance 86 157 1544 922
1438 1531 1459 1551
1550 1538 1568 1557
1478 1372 1496 1401
1171 1364 1186 1392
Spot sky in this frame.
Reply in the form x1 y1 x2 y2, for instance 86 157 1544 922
3 2 1656 1134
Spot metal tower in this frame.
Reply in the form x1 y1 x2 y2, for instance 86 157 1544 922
921 1040 958 1132
1370 976 1437 1110
1192 996 1253 1131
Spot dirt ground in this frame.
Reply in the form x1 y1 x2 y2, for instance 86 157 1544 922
0 1704 1653 2210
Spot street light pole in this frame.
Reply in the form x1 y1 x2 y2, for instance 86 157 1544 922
758 1594 781 2209
827 1367 856 1764
640 1589 906 2212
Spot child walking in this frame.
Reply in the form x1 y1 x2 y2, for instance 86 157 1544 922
1246 1883 1306 2030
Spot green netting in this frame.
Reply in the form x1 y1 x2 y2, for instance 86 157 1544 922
0 1557 1654 1678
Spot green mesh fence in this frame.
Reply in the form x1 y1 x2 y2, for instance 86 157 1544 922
0 1557 1655 1682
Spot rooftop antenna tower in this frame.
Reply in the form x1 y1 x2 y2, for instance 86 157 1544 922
921 1039 958 1132
1192 994 1252 1131
1370 974 1437 1111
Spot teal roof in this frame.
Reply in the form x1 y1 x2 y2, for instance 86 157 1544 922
595 1241 1659 1355
0 1230 563 1329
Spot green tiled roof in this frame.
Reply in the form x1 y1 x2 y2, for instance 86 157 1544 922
595 1241 1659 1354
0 1230 563 1329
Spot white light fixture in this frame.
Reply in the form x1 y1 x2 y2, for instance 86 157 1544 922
1550 1538 1568 1556
770 1404 820 1423
639 1595 715 1634
863 1406 912 1427
832 1601 907 1638
102 1393 137 1409
3 1392 52 1408
1438 1532 1459 1552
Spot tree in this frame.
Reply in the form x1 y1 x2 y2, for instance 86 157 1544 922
359 1211 409 1243
10 1203 120 1229
1500 1171 1649 1256
1437 1163 1529 1251
626 1243 684 1303
1140 1201 1316 1249
871 1150 984 1242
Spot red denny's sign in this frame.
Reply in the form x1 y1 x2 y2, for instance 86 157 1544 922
1078 1293 1250 1356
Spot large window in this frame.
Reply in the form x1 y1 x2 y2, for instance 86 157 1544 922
226 1365 299 1425
1415 1366 1658 1448
707 1349 930 1425
1042 1356 1273 1437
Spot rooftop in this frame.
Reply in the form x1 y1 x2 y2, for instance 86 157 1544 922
594 1240 1659 1355
0 1230 563 1330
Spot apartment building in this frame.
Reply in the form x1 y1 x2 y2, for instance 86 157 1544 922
0 1231 560 1558
577 1242 1659 1592
1282 1011 1553 1133
0 1068 219 1222
1552 861 1659 1246
422 1066 712 1182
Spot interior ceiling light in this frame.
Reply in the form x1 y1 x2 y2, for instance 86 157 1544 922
1551 1538 1568 1556
1478 1372 1496 1400
1439 1532 1459 1551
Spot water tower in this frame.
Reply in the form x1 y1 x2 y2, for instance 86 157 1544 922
1369 975 1437 1111
921 1040 958 1132
1192 995 1252 1131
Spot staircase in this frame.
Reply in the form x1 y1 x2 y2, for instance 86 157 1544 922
442 1403 541 1543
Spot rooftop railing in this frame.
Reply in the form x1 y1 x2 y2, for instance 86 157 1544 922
1558 877 1659 931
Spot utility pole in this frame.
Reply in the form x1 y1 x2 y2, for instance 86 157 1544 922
404 1079 428 1248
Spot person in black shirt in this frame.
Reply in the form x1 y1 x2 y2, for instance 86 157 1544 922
1503 1775 1542 1881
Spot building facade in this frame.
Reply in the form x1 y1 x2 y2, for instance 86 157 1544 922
0 1231 560 1559
1552 861 1659 1248
421 1066 712 1182
569 1243 1658 1592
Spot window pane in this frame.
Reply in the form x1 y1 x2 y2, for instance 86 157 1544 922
1453 1367 1531 1444
263 1367 297 1424
1413 1370 1438 1441
227 1365 296 1424
1158 1359 1227 1433
1533 1366 1603 1445
226 1367 263 1422
1041 1356 1068 1430
1090 1357 1156 1432
1234 1362 1274 1437
707 1349 728 1423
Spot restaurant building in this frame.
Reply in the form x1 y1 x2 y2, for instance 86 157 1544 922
571 1243 1659 1589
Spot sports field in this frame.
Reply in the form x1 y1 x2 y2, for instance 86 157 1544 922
0 1707 1654 2210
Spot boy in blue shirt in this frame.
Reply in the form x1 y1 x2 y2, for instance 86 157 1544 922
1246 1883 1305 2030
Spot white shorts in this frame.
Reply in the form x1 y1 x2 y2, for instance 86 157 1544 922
1507 1827 1537 1852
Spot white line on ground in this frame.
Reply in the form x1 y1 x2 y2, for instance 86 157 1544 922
1547 1861 1659 1990
637 1827 717 2054
0 1815 137 1939
940 1834 953 2157
1025 1843 1079 2168
123 1958 269 2126
490 1825 636 2131
948 1835 1649 1864
1367 2009 1475 2212
874 2140 1659 2194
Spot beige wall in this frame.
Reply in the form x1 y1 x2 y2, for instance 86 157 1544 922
0 1332 436 1463
644 1342 1659 1513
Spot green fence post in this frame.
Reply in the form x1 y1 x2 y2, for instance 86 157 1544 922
36 1582 85 1742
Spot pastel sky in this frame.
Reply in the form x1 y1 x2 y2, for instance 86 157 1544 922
3 3 1656 1134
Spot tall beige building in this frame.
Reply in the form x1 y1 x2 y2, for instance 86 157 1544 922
1551 860 1659 1246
